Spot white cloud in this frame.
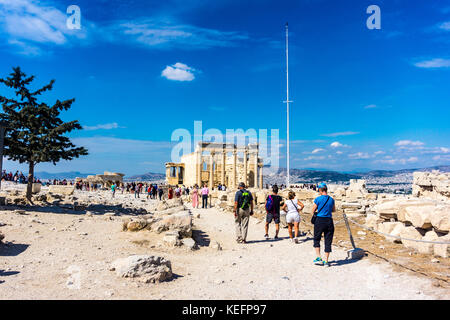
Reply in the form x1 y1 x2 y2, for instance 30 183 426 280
375 157 418 165
321 131 359 137
419 146 450 154
374 151 385 156
161 62 196 81
116 19 248 50
348 152 370 159
311 148 325 154
330 141 348 148
0 0 89 54
364 104 377 109
439 21 450 31
395 140 425 148
0 1 248 56
433 155 450 161
304 156 326 161
414 58 450 68
83 123 123 131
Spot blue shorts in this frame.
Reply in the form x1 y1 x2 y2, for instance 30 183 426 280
266 212 280 224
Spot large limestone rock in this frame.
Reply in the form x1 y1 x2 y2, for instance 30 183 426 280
434 234 450 258
255 190 268 204
365 214 383 230
332 187 346 200
32 183 41 194
389 223 406 243
48 185 75 196
378 222 403 235
295 190 317 201
217 191 228 201
151 211 192 237
413 171 450 200
126 219 148 232
416 230 439 255
373 199 428 221
399 226 423 250
373 200 400 220
345 179 368 199
110 255 172 283
430 206 450 233
163 231 181 247
403 206 434 229
156 198 183 211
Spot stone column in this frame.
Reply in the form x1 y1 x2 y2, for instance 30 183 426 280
259 164 263 190
209 151 215 189
243 149 248 187
253 152 258 188
221 150 226 186
233 149 237 188
197 151 202 187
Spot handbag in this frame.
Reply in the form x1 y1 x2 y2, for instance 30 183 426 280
311 196 330 224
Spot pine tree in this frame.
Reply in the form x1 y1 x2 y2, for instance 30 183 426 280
0 67 88 202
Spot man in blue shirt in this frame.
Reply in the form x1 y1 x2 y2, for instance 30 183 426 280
311 182 336 267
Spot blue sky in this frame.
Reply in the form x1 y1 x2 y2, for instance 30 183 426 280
0 0 449 175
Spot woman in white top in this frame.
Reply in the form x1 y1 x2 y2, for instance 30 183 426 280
281 191 304 243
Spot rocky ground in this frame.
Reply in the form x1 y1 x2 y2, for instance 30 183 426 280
0 188 449 300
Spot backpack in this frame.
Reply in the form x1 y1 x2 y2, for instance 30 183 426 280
265 195 274 212
240 190 251 210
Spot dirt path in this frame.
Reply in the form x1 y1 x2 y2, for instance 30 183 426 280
0 201 449 299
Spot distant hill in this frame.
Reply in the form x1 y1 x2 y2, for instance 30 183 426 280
126 172 165 182
263 165 450 185
359 165 450 177
34 171 95 180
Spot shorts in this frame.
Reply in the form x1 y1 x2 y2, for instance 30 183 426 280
266 212 280 224
313 217 335 253
286 213 300 224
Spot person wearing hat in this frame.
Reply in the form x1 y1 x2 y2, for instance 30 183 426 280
234 182 254 243
311 182 335 267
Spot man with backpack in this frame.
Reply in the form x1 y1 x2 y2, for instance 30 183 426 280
311 182 336 267
234 182 254 244
264 185 283 240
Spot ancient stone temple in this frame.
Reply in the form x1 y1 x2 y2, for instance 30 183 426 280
165 142 263 189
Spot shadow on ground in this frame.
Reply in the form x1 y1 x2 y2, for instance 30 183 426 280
329 258 362 267
0 269 20 277
4 204 148 217
0 243 29 256
192 229 210 247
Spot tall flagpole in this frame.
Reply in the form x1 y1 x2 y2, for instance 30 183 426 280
284 22 292 187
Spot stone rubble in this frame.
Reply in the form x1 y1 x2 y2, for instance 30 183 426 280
110 255 172 283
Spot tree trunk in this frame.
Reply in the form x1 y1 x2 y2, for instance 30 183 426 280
26 160 34 202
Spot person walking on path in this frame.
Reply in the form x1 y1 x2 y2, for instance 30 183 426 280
168 186 173 199
281 191 304 243
311 182 335 267
234 182 254 244
134 184 140 198
152 184 158 199
201 184 209 208
111 183 116 199
158 187 164 200
192 184 199 208
264 185 283 240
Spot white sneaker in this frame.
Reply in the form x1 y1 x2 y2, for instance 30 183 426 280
290 238 294 243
